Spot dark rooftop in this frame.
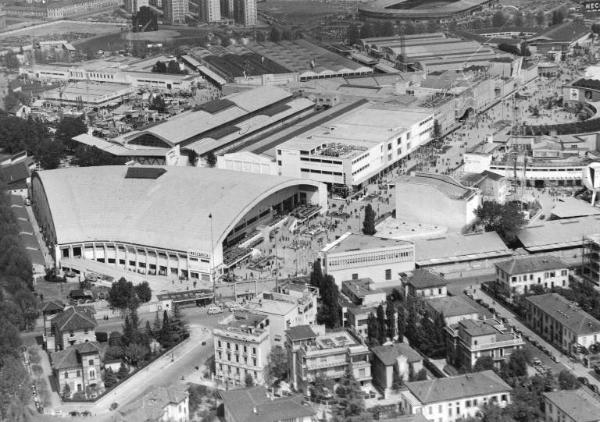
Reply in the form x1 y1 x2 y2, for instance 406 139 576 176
124 167 167 180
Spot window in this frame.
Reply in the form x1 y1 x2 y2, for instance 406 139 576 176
385 269 392 280
88 359 94 365
218 340 222 348
90 369 95 379
352 273 358 280
253 347 257 354
76 370 80 377
84 329 89 334
64 372 69 379
466 400 471 408
69 331 74 337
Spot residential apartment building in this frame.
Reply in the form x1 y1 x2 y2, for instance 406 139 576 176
543 388 600 422
164 0 188 24
213 312 271 386
116 385 189 422
51 342 103 399
201 0 221 22
124 0 149 13
445 318 524 371
233 0 256 26
244 281 318 345
425 296 480 326
583 234 600 288
277 102 434 191
371 343 423 395
286 326 371 393
46 306 97 352
340 278 387 338
221 386 316 422
401 371 512 422
495 255 569 298
525 293 600 353
404 269 447 299
320 232 415 287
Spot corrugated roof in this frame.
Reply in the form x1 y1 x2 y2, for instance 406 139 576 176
517 216 600 252
415 232 511 264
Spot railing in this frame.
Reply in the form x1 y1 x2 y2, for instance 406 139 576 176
466 338 523 352
306 360 348 371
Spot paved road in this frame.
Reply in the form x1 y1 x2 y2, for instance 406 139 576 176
475 290 600 390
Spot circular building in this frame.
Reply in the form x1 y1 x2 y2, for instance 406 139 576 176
359 0 496 24
32 166 327 281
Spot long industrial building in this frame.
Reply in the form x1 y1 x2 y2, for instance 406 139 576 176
31 166 327 282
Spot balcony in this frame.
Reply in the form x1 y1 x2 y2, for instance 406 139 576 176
306 360 348 371
467 338 524 352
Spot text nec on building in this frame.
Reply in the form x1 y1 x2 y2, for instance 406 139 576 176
584 1 600 12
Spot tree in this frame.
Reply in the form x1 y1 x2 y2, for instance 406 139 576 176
414 368 427 381
317 275 342 328
551 7 567 25
206 151 217 167
56 117 87 145
149 95 166 113
558 370 580 390
103 368 118 389
335 369 366 419
492 11 507 27
513 11 524 27
167 60 182 74
396 306 405 342
245 373 254 387
0 321 22 359
117 363 129 379
473 356 495 372
475 201 526 245
367 312 380 346
404 22 416 35
381 21 394 37
134 281 152 303
535 10 545 26
392 367 403 390
359 23 374 39
159 310 174 348
385 300 396 339
310 259 324 289
593 23 600 35
269 27 282 42
310 374 334 401
73 145 127 167
376 304 386 344
123 343 149 367
152 61 167 73
105 345 123 361
346 24 361 45
0 355 31 419
61 383 71 398
37 139 65 170
362 204 376 235
256 31 266 42
3 52 19 70
108 278 136 310
266 345 288 383
500 349 530 380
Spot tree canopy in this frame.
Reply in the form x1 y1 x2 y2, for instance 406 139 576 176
475 201 526 245
362 204 376 235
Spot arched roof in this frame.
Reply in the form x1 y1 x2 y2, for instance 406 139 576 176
33 166 324 254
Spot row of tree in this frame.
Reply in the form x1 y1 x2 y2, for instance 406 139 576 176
310 260 343 329
0 183 36 421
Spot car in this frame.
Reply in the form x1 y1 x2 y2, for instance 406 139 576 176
201 341 206 346
551 355 559 363
578 377 590 386
82 411 92 416
69 411 80 417
595 366 600 375
207 306 223 315
533 358 542 366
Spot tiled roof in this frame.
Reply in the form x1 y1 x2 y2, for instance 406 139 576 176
526 293 600 336
371 343 423 366
51 306 97 332
495 255 567 275
51 342 101 370
405 370 511 404
544 388 600 422
220 386 315 422
407 269 446 289
117 385 188 422
286 325 316 342
426 296 480 318
42 300 65 313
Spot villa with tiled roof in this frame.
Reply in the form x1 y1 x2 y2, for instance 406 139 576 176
46 306 97 351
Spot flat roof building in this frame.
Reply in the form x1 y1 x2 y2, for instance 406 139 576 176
32 165 327 282
394 172 481 231
525 293 600 353
277 102 434 190
320 232 415 287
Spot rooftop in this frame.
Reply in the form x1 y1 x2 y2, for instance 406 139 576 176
117 385 188 422
517 216 600 252
426 296 480 318
457 318 500 337
342 278 386 299
51 306 96 332
550 197 600 219
51 342 102 370
543 388 600 422
526 293 600 336
371 343 423 366
245 297 297 317
395 172 477 201
286 325 316 342
414 232 511 265
406 269 446 289
34 166 323 254
310 329 361 351
531 20 591 43
220 386 315 422
322 232 412 254
405 370 511 405
495 255 567 275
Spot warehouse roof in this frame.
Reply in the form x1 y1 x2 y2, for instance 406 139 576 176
33 166 323 254
414 232 510 266
405 370 511 404
517 216 600 252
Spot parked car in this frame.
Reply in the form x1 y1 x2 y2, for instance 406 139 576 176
551 355 559 363
577 377 590 386
207 306 223 315
594 366 600 375
533 358 542 366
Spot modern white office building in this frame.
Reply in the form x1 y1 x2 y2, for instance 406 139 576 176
276 102 434 191
320 232 415 287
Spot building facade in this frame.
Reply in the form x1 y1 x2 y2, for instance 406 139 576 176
51 342 103 399
233 0 256 25
201 0 221 22
164 0 188 24
320 232 415 287
404 269 447 299
583 234 600 288
525 293 600 354
371 343 423 395
46 306 97 352
543 388 600 422
213 312 271 386
495 256 570 298
401 371 512 422
445 318 524 371
116 385 190 422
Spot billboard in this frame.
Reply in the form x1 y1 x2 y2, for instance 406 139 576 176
584 1 600 13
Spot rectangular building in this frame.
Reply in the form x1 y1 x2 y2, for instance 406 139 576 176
286 326 371 393
371 343 423 395
213 312 271 386
277 103 433 190
404 269 447 299
401 371 512 422
426 296 481 326
543 388 600 422
583 234 600 288
525 293 600 354
495 255 569 298
339 278 387 338
164 0 188 24
201 0 220 22
233 0 256 25
320 232 415 287
445 318 524 371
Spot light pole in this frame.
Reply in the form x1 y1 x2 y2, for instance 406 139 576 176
209 213 215 304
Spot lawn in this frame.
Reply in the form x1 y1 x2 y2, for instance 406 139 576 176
258 0 353 25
